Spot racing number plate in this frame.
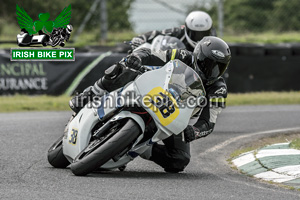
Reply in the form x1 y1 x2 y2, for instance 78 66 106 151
143 87 179 126
69 128 78 145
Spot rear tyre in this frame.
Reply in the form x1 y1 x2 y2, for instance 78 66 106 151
47 135 70 168
71 119 141 176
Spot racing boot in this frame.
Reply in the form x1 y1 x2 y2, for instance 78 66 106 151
69 62 125 113
69 81 106 113
139 145 153 160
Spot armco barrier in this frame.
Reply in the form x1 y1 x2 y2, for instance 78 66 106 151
0 43 300 95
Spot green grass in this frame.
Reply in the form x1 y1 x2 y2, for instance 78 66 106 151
0 95 70 112
0 91 299 113
228 147 256 160
227 91 300 106
223 31 300 44
229 133 300 163
228 132 300 190
290 139 300 150
1 23 300 48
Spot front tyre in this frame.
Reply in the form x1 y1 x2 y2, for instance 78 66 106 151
71 119 141 176
47 135 70 168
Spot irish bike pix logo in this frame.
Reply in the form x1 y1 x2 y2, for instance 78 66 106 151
11 4 75 61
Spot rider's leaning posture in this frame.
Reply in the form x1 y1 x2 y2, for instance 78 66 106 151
69 36 231 173
130 11 216 51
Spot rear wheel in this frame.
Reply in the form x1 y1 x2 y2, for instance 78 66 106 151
47 135 70 168
70 119 141 176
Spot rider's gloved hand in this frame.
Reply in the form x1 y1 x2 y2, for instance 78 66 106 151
125 54 142 70
131 37 145 49
183 125 200 143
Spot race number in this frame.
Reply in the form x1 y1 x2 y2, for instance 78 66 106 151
69 128 78 145
149 92 176 118
143 87 179 126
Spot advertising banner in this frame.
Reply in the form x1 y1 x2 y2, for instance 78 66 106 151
0 50 95 95
0 50 126 95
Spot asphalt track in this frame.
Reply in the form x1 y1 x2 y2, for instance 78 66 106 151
1 105 300 200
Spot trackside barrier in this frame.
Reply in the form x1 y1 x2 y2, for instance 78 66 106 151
0 43 300 95
228 43 300 92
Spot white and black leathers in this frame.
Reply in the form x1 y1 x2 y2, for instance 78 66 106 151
133 25 217 52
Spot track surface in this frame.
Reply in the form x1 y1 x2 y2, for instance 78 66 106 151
1 105 300 200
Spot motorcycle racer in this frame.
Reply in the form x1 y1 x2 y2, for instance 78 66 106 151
69 36 231 173
130 11 216 51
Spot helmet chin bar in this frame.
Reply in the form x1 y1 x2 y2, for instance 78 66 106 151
185 29 197 48
206 77 218 86
193 61 218 86
193 61 207 84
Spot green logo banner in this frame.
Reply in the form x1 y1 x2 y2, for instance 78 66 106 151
10 48 75 61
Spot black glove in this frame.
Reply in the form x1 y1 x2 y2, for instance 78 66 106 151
131 37 145 49
125 54 142 70
183 125 199 143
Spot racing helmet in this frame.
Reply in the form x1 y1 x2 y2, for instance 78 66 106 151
193 36 231 85
66 25 73 34
185 11 213 48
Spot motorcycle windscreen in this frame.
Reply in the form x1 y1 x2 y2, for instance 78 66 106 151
151 35 186 52
168 60 206 102
136 60 206 134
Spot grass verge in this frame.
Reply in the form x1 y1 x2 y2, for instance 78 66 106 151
0 95 70 112
229 133 300 161
228 133 300 191
223 31 300 44
0 91 299 113
227 91 300 106
1 28 300 48
290 139 300 150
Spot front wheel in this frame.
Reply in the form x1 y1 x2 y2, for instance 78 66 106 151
71 119 141 176
47 135 70 168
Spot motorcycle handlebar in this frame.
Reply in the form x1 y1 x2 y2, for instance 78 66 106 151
119 59 151 74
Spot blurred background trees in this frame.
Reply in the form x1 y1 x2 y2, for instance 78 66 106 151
194 0 300 33
0 0 300 46
0 0 133 31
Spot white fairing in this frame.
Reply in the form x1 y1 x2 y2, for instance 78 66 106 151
63 103 145 162
63 105 99 162
134 60 203 135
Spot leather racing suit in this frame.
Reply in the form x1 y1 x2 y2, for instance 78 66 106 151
133 26 217 51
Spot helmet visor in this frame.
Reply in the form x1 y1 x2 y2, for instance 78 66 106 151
187 29 211 42
197 57 228 79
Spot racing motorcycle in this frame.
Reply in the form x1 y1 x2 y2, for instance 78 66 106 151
131 35 186 52
47 59 205 176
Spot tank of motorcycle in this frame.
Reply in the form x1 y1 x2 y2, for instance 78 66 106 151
132 59 206 135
